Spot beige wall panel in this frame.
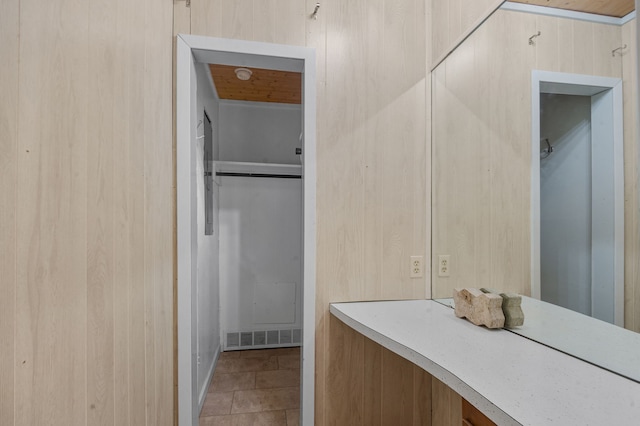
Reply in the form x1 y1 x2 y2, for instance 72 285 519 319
112 3 136 424
14 0 89 423
556 15 577 72
174 0 192 36
191 0 223 37
535 15 562 71
192 0 305 45
220 1 254 40
317 0 427 410
87 0 117 423
622 19 640 333
380 0 427 300
191 0 306 48
431 9 627 300
5 0 175 424
430 0 449 68
430 0 504 67
487 11 534 295
124 2 152 423
593 22 624 77
572 20 596 74
447 0 463 58
0 0 18 424
143 0 175 424
362 0 386 302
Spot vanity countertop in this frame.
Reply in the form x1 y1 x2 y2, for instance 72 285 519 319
330 299 640 426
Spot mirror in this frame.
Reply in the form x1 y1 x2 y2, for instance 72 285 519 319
431 1 639 378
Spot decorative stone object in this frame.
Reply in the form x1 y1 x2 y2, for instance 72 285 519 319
480 288 525 328
453 288 505 329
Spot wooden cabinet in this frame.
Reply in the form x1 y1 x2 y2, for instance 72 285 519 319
462 398 496 426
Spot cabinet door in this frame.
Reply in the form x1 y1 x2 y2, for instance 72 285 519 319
462 399 496 426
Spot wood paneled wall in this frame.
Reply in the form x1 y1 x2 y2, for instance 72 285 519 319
328 314 433 425
1 0 175 424
328 314 475 426
429 0 504 67
1 0 429 424
622 18 640 333
0 0 19 424
177 1 429 424
431 9 636 311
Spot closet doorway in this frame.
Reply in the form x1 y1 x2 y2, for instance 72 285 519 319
177 36 316 426
531 70 624 326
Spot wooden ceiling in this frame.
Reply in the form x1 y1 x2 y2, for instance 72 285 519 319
209 64 302 105
508 0 635 18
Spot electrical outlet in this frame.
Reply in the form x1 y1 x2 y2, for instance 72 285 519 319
438 255 450 277
410 256 423 278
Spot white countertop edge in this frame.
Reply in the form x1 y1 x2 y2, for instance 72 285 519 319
329 302 519 426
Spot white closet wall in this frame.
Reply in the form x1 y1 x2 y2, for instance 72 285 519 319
195 63 220 407
218 101 302 164
218 100 303 349
540 94 592 315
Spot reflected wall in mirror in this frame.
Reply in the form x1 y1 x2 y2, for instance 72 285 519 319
431 3 640 333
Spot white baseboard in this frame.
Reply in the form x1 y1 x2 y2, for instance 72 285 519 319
198 345 221 414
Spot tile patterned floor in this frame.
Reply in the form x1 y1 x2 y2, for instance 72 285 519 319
200 347 301 426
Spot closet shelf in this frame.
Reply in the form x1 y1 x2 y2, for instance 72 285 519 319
214 161 301 176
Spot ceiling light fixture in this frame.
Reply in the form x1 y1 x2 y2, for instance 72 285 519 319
234 67 252 81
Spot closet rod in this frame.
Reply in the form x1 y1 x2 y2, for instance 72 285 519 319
216 172 301 179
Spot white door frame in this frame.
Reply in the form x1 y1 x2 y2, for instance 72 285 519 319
177 35 316 425
531 70 624 325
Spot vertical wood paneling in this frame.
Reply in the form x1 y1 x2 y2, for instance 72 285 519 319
487 10 534 295
87 0 117 424
126 2 150 424
362 0 385 302
432 9 627 300
143 0 174 424
622 19 640 333
317 0 428 418
462 398 497 426
322 0 368 304
329 315 436 425
381 347 415 424
430 0 504 66
381 0 428 300
431 378 462 426
15 0 89 423
363 338 382 426
190 0 222 37
593 22 622 77
112 1 135 423
191 0 306 44
328 314 364 425
4 0 175 423
0 0 19 424
413 366 432 426
572 20 594 74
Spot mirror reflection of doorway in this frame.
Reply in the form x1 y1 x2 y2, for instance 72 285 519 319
532 71 624 326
